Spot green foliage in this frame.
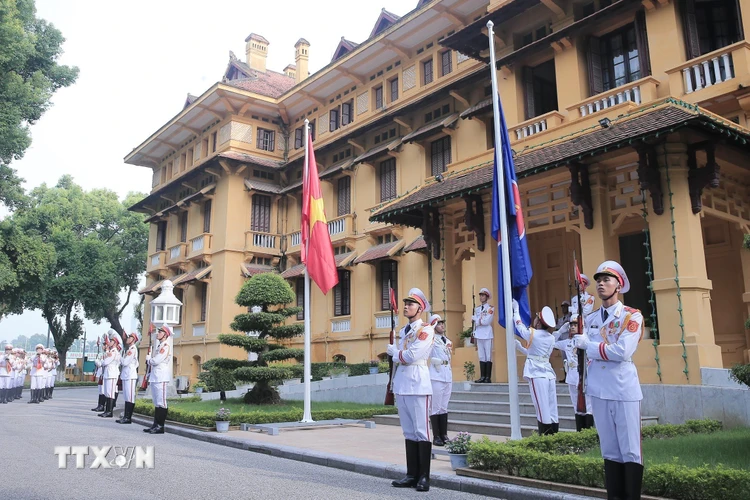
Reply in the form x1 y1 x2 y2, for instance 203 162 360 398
261 348 304 363
217 334 268 352
459 327 473 339
215 407 231 421
505 428 600 455
328 365 350 377
643 464 750 500
201 357 252 371
730 363 750 388
230 312 286 333
463 361 475 381
266 323 305 339
744 234 750 250
197 369 235 393
233 366 294 382
445 431 472 454
234 273 295 308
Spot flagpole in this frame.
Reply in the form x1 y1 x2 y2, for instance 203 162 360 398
301 118 314 423
487 20 522 441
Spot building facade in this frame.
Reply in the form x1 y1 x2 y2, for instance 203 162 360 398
127 0 750 386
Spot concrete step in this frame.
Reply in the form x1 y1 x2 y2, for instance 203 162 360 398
451 390 573 405
466 383 570 394
448 400 579 417
445 409 578 429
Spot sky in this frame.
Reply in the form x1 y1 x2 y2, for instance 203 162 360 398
0 0 414 344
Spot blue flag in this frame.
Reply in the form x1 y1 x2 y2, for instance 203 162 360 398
490 97 533 331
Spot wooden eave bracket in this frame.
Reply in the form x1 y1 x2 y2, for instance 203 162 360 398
569 162 594 229
636 145 664 215
687 141 720 214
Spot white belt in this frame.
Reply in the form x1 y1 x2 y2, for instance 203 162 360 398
396 359 428 366
527 355 550 363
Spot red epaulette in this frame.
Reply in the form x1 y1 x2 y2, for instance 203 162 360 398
624 306 640 314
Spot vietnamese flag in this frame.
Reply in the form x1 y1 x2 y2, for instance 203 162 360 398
301 131 338 294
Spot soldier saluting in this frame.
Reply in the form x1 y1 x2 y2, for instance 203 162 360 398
472 287 495 383
388 288 435 492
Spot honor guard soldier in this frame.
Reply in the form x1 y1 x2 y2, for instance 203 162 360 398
92 333 108 411
28 344 46 404
13 349 26 400
117 332 140 424
554 314 594 431
557 301 572 383
573 260 644 499
144 325 172 434
571 274 595 317
512 302 560 435
47 349 59 399
428 314 452 447
388 288 435 492
0 344 14 403
99 331 122 418
41 348 53 400
472 287 495 383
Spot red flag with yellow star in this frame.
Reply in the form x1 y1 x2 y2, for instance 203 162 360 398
301 131 338 294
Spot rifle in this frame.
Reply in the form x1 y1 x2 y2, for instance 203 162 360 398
140 324 154 390
470 285 476 344
573 252 587 414
384 281 397 406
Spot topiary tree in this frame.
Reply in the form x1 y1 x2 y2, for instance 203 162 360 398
215 273 304 404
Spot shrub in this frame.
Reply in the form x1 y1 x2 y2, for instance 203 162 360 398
644 463 750 500
215 407 231 421
729 363 750 388
463 361 475 381
445 432 472 454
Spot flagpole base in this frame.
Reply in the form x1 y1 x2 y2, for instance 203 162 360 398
300 417 315 424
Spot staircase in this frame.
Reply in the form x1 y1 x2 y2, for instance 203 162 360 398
373 383 659 437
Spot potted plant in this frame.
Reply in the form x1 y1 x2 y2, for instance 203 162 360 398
369 360 379 374
328 365 350 379
459 327 474 348
445 431 472 470
463 362 475 390
194 381 207 394
215 407 231 433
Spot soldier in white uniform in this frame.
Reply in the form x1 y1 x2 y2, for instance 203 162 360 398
571 274 595 317
145 325 172 434
0 344 15 404
47 350 59 399
472 287 495 383
387 288 434 492
554 314 594 431
574 260 644 499
428 314 452 447
512 303 560 434
92 334 108 412
99 332 122 418
28 344 46 404
117 331 140 424
13 349 26 400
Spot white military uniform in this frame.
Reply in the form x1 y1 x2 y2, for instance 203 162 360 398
472 302 494 362
120 343 140 404
393 317 434 441
512 311 559 428
554 328 593 416
101 346 121 399
571 291 595 318
29 351 46 390
148 337 171 409
13 351 25 399
429 332 452 416
584 301 643 463
0 348 14 403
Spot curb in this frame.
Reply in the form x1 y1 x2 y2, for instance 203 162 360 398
130 415 588 500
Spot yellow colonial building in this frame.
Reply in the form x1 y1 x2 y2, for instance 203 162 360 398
127 0 750 386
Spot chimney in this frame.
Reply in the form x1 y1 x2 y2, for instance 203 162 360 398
294 38 310 84
283 64 296 80
245 33 269 73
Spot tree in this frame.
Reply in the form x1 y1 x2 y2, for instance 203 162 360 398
209 273 304 404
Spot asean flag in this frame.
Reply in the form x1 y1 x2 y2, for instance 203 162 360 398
301 133 338 294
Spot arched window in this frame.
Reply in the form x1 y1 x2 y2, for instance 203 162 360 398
332 354 346 363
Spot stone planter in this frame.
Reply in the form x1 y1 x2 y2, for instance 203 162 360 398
369 367 379 374
215 420 229 433
463 338 473 348
195 387 204 394
449 453 468 470
463 381 472 391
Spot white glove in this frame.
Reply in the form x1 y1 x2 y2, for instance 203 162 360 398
514 339 523 351
573 334 588 349
386 344 397 357
512 299 519 314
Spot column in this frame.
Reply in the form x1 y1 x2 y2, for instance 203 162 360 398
647 141 723 384
578 165 620 272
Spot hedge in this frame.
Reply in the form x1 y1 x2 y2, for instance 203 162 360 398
25 381 98 388
133 400 397 427
467 419 749 500
729 363 750 388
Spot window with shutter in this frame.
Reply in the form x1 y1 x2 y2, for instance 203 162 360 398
296 279 304 320
634 11 651 78
334 270 351 316
251 194 271 232
441 51 453 76
180 211 188 243
295 128 303 149
200 282 208 322
379 158 396 202
599 24 641 91
586 36 604 95
423 59 434 84
257 128 275 151
342 102 353 125
175 288 183 324
203 200 212 233
310 120 316 141
337 176 351 216
380 260 398 311
390 78 399 101
687 0 744 56
374 86 384 109
430 137 451 176
523 66 536 120
330 108 340 132
156 221 167 251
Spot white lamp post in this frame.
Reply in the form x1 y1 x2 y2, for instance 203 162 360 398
150 280 183 395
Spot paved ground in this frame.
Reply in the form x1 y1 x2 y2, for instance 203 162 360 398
0 387 493 500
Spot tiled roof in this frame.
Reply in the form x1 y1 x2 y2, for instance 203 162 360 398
218 151 285 169
143 184 216 223
280 179 303 194
402 113 459 143
371 102 736 224
332 37 360 61
281 252 357 279
138 279 163 295
354 240 404 264
222 52 295 98
353 138 402 165
335 251 357 267
241 263 275 277
178 266 212 285
404 236 427 253
244 178 282 194
245 33 269 44
281 263 305 279
460 98 492 119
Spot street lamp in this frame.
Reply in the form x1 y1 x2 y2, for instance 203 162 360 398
149 280 183 395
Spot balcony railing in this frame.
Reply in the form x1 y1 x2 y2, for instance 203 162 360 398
666 41 748 96
327 214 353 240
168 243 187 264
568 77 659 119
244 231 280 254
151 254 161 266
375 314 391 329
188 233 212 259
331 319 351 333
147 250 166 272
510 111 564 142
289 231 301 248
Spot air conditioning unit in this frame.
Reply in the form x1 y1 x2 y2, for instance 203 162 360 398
174 376 189 393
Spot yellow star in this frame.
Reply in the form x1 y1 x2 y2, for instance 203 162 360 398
309 196 327 229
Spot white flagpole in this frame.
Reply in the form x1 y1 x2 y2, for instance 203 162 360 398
487 20 522 440
301 118 314 423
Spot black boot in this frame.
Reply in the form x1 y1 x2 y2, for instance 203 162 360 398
440 413 449 442
99 398 114 417
604 459 626 500
551 422 559 434
392 440 419 487
584 414 595 429
623 462 643 500
537 420 544 435
485 362 492 383
91 394 105 412
1 388 8 403
16 386 22 399
49 386 53 399
148 407 166 434
575 414 584 432
143 409 159 432
430 416 444 446
541 423 555 435
415 441 432 492
31 389 41 404
117 402 133 424
475 361 485 383
113 392 118 408
27 389 35 404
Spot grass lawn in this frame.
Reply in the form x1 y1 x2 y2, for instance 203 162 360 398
170 397 393 414
582 427 750 471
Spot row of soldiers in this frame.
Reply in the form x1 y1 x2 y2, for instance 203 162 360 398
0 344 60 404
89 326 172 434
